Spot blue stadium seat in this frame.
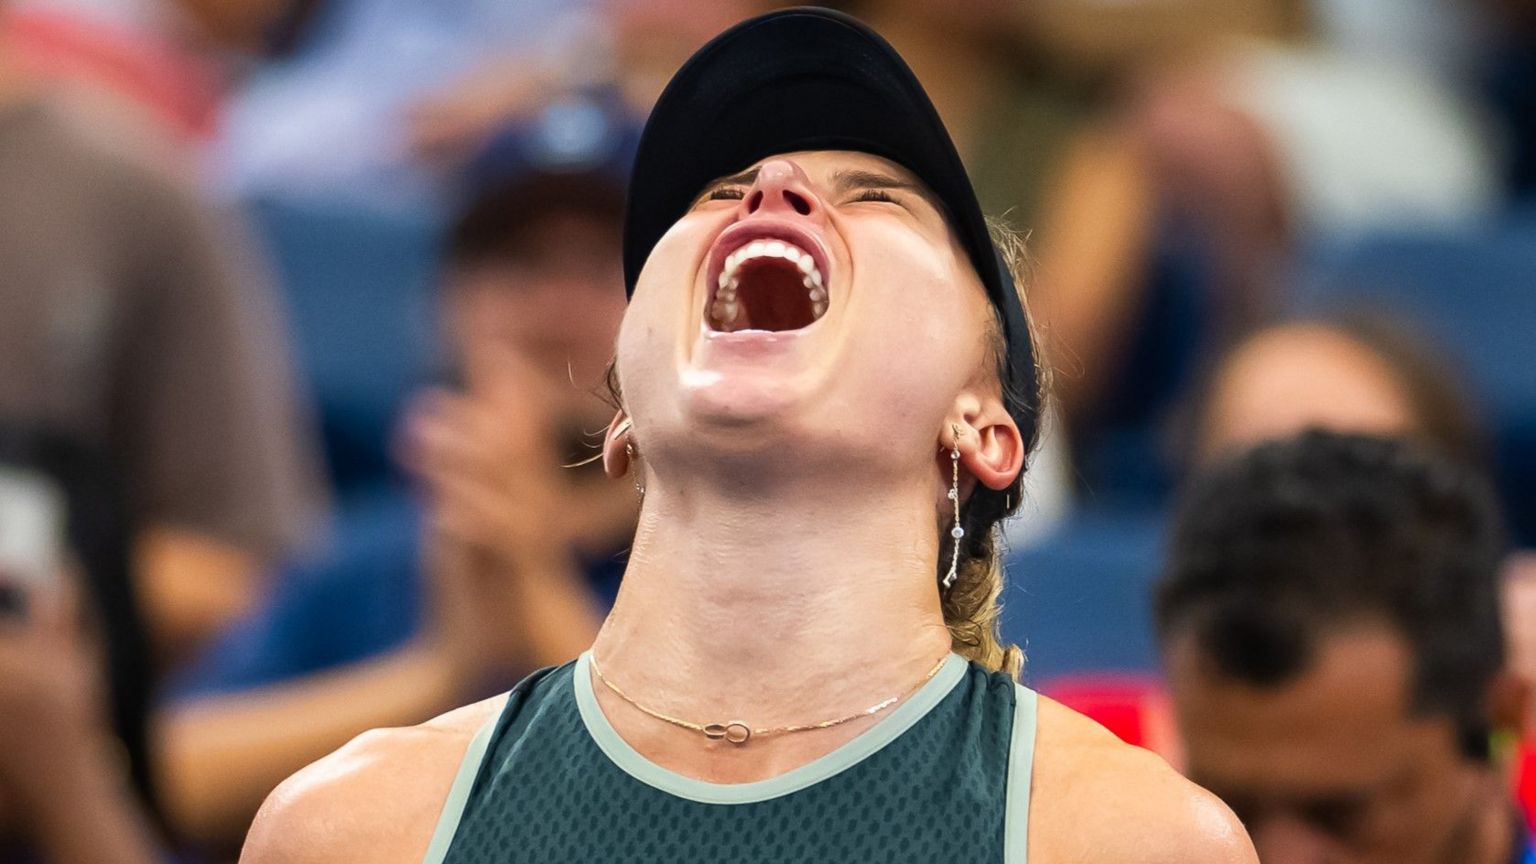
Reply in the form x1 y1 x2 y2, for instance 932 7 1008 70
1294 214 1536 545
249 195 443 492
1000 509 1167 685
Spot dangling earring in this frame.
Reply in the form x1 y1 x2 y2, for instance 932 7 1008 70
943 424 963 590
625 439 645 496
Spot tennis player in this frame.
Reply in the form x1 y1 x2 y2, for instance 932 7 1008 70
243 9 1255 863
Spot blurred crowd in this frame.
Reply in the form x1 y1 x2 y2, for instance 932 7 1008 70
0 0 1532 860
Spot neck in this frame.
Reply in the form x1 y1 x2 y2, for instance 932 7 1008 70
592 470 953 728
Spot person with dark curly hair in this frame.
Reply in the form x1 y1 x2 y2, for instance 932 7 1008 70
1156 430 1529 864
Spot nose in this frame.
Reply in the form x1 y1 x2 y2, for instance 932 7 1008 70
739 159 823 221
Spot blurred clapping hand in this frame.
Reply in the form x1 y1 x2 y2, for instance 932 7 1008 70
402 346 605 694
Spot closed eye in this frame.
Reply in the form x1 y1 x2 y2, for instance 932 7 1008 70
692 185 747 208
850 189 897 204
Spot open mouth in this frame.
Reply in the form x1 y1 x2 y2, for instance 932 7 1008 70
707 236 829 333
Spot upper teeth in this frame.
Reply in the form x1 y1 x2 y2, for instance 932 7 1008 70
717 239 827 308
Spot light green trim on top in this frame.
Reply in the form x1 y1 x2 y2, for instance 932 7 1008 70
1003 683 1039 864
572 651 968 805
421 710 500 864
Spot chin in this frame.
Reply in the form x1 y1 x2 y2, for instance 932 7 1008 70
676 365 819 437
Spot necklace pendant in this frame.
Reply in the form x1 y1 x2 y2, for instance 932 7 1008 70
704 721 752 745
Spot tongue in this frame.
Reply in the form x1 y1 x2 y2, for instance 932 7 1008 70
736 258 814 331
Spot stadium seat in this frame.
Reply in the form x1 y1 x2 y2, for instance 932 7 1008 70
248 196 443 492
1000 508 1167 684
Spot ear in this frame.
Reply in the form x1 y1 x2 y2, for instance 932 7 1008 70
949 398 1025 492
602 412 634 481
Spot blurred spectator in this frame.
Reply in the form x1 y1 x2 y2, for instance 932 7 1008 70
0 0 312 143
1020 0 1308 71
1188 316 1485 469
1000 314 1490 694
1155 431 1526 862
405 0 777 177
1029 0 1509 448
217 0 600 213
1483 0 1536 200
152 102 638 851
0 429 165 863
603 0 783 107
0 587 162 864
0 49 328 665
840 0 1090 224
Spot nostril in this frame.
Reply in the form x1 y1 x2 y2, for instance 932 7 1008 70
783 190 812 215
746 190 764 212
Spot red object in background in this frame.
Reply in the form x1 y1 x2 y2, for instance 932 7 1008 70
1045 675 1159 747
1514 743 1536 829
1043 674 1180 760
1 8 221 139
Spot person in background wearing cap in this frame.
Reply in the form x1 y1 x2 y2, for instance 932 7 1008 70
152 100 639 853
242 9 1256 863
400 94 639 682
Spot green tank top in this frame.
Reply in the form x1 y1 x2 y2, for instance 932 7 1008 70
423 652 1038 863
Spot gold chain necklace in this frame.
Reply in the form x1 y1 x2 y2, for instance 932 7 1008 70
588 653 949 745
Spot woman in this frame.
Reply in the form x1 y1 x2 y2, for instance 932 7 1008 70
242 9 1254 862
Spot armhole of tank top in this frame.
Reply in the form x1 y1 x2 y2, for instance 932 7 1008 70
420 710 500 864
1004 683 1039 864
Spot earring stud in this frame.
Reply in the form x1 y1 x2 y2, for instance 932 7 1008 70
624 438 645 496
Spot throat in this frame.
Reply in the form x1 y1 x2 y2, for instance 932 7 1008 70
739 263 815 331
589 476 958 759
710 256 826 332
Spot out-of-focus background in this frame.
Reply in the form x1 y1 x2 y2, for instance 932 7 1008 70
0 0 1531 859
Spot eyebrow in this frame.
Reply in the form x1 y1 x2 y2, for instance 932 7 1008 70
833 168 945 215
830 168 920 195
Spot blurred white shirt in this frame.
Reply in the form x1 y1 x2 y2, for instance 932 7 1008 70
214 0 600 214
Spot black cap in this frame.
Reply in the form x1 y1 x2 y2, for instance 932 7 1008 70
622 6 1039 444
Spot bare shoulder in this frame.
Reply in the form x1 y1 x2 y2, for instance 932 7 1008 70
1028 695 1256 864
240 695 507 864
